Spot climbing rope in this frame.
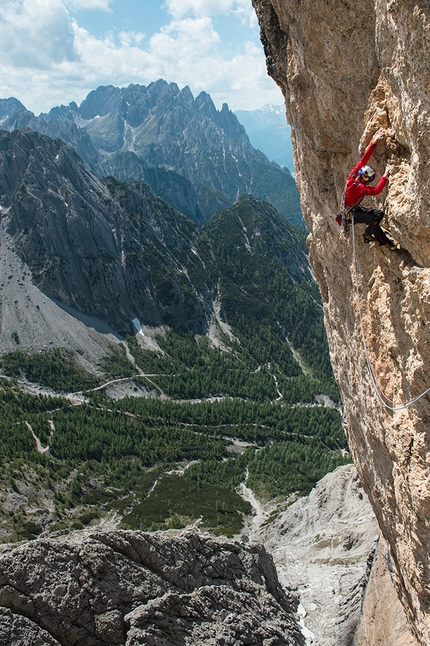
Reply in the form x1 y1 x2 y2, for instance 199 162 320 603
351 215 430 411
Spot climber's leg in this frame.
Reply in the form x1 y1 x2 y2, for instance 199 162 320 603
353 207 392 246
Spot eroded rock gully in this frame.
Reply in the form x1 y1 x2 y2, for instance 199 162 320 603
252 0 430 642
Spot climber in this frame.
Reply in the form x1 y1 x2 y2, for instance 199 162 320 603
337 132 396 248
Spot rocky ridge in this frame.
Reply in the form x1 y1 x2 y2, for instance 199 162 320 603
0 81 302 225
252 0 430 642
0 127 214 337
0 530 303 646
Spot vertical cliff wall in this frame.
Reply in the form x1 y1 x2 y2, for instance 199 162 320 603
251 0 430 643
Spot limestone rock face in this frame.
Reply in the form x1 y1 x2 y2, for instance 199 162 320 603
0 530 304 646
354 539 419 646
252 0 430 643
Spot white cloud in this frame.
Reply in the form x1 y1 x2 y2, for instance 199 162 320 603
0 0 282 114
150 17 220 60
231 0 258 27
117 31 145 47
64 0 113 9
165 0 233 19
0 0 77 68
164 0 256 26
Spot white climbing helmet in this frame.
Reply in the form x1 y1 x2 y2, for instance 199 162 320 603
358 165 376 183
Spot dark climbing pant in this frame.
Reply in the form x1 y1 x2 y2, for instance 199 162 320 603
353 206 390 245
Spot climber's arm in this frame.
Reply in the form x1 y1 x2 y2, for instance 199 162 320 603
365 175 387 195
350 142 376 175
350 133 385 175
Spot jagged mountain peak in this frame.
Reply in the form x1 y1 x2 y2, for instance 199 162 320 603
194 89 218 118
78 84 123 120
0 97 27 121
71 81 247 152
0 81 302 226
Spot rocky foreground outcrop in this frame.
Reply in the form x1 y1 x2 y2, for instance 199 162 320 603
0 530 303 645
252 0 430 643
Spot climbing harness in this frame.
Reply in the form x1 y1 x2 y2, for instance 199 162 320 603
351 215 430 411
336 187 361 239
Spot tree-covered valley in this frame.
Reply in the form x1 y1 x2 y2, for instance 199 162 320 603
0 183 349 542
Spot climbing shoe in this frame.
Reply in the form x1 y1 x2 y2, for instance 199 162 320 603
380 238 397 250
363 234 377 244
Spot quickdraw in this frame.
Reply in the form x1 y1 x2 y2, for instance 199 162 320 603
341 209 352 238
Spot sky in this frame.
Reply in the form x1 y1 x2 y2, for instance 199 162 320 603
0 0 284 115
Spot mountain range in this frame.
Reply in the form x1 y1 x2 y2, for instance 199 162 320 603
0 81 302 226
0 124 343 540
0 127 309 342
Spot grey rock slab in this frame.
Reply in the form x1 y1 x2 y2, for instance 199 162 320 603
0 530 304 646
258 465 379 646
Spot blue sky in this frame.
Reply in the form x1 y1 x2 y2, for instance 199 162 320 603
0 0 284 114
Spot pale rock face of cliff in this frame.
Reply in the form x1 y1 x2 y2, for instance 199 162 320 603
252 0 430 643
355 538 419 646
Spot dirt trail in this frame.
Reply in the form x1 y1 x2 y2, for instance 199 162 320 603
24 421 50 454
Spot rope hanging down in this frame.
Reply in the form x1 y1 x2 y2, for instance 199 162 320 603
351 216 430 411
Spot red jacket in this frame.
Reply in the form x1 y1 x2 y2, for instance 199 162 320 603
344 141 387 208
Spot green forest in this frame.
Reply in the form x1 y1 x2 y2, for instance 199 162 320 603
0 344 349 541
0 195 350 542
